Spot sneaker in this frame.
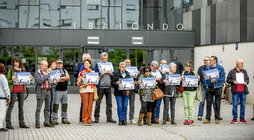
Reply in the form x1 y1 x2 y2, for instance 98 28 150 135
183 120 189 125
251 117 254 121
219 117 223 121
130 119 137 124
240 119 247 124
51 121 59 125
188 120 194 125
107 118 116 123
93 118 99 123
197 116 202 121
62 120 71 124
0 128 8 132
35 123 40 129
215 119 220 124
203 119 210 124
231 119 237 124
122 120 127 126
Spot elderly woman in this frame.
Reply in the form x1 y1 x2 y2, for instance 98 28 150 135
0 63 11 132
162 62 178 125
112 62 131 125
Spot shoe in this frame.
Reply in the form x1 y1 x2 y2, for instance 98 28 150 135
107 118 116 123
130 119 137 124
183 120 189 125
162 119 166 125
119 121 123 125
197 116 202 121
251 117 254 121
93 118 99 123
215 119 220 124
219 117 223 121
35 123 40 129
44 123 55 127
203 119 210 124
0 128 8 132
62 120 71 124
20 124 29 128
231 119 237 124
6 125 14 129
171 121 177 125
123 120 127 126
240 119 247 124
51 121 59 125
188 120 194 125
165 117 171 122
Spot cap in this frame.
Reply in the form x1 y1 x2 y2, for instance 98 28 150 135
56 59 63 64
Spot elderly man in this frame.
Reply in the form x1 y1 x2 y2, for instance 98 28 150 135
94 52 116 123
227 59 249 124
34 60 55 128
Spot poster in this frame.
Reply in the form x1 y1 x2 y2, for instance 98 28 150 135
182 75 198 87
126 66 138 77
98 62 114 73
165 74 181 85
13 72 31 85
140 77 156 89
118 78 135 90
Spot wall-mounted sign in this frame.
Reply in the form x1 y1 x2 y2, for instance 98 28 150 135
131 36 144 45
87 36 99 45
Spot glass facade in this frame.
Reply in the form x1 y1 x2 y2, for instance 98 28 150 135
0 0 184 30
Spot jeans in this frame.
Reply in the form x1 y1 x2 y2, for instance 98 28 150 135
163 97 176 121
115 96 129 121
155 98 162 118
206 87 222 120
198 86 206 117
35 91 51 124
232 92 246 119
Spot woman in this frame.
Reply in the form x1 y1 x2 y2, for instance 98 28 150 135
0 63 11 132
112 62 131 126
182 61 199 125
137 67 156 126
77 59 96 126
6 57 30 129
162 62 178 125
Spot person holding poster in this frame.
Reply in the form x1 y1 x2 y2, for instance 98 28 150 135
6 57 31 129
203 56 225 125
94 52 116 123
162 62 178 125
77 59 97 126
182 61 199 125
0 63 11 132
112 62 131 125
137 67 156 126
227 59 249 124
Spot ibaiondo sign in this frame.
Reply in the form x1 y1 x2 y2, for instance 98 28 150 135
88 22 184 30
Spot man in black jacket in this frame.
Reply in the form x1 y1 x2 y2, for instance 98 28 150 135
227 59 249 124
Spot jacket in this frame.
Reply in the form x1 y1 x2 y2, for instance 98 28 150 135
204 64 225 89
112 70 131 96
34 70 50 99
7 66 27 93
226 68 249 94
0 74 10 99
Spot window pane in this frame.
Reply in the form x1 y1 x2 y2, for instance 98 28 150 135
122 0 140 30
0 0 18 28
60 6 80 29
0 46 12 69
61 0 80 5
101 7 122 29
40 0 60 28
19 6 39 28
19 0 39 5
81 0 101 29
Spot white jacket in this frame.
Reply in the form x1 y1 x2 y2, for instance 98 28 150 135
0 74 10 99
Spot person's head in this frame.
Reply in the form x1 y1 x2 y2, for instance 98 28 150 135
144 67 151 76
119 62 126 72
160 60 167 65
84 59 92 69
100 52 108 63
12 57 23 69
40 60 48 72
48 59 57 69
82 53 91 61
56 59 63 69
203 56 210 66
150 61 159 71
169 62 177 73
124 59 131 66
184 60 194 72
210 56 218 66
0 63 5 75
172 57 178 61
236 59 244 69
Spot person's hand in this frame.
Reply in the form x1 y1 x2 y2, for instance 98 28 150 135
108 72 113 75
234 81 238 84
197 76 200 81
52 80 57 84
244 82 248 85
7 97 11 104
137 81 141 84
163 79 167 83
12 75 17 81
30 75 33 80
100 72 105 76
116 81 121 85
211 79 216 83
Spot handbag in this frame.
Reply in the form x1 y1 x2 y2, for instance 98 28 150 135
178 86 184 93
152 88 164 100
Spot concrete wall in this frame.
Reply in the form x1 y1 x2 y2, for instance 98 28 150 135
194 42 254 104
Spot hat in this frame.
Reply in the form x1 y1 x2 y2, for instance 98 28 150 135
56 59 63 63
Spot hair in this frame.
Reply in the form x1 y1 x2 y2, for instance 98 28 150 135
12 57 23 69
172 56 178 61
204 56 210 60
101 52 108 57
124 59 131 63
84 59 92 67
169 62 176 69
143 66 151 73
160 60 167 64
185 60 194 72
48 59 56 68
0 63 5 75
150 61 159 66
210 56 218 63
82 53 91 61
119 62 126 66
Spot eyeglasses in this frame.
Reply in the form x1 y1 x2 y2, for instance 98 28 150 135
145 70 150 72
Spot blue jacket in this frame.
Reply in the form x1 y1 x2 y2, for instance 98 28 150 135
204 64 225 89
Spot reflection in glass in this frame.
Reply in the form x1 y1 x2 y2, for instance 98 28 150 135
19 0 39 5
81 0 101 29
19 6 39 28
0 0 18 28
40 0 60 28
60 6 80 29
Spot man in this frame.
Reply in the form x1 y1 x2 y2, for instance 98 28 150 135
34 60 55 128
124 59 138 124
171 57 184 74
94 52 116 123
227 59 249 124
51 59 71 125
203 56 225 124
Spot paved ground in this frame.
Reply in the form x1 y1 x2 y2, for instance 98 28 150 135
0 93 254 140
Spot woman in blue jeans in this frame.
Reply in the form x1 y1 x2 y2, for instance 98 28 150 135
112 62 131 125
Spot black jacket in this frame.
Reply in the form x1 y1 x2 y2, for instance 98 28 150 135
227 68 249 94
112 70 131 96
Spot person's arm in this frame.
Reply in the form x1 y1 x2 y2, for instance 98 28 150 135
2 75 10 103
34 71 49 84
244 69 249 85
216 66 226 83
226 69 234 84
60 70 70 82
7 68 14 85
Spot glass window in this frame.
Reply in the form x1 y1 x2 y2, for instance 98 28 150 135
122 0 140 30
40 0 60 28
61 0 80 5
37 46 59 69
0 46 13 70
19 0 39 5
81 0 101 29
19 6 39 28
60 6 80 29
0 0 18 28
108 49 126 71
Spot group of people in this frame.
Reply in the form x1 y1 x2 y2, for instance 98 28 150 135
0 52 253 132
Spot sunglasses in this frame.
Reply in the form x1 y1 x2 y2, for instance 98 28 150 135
145 70 150 72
